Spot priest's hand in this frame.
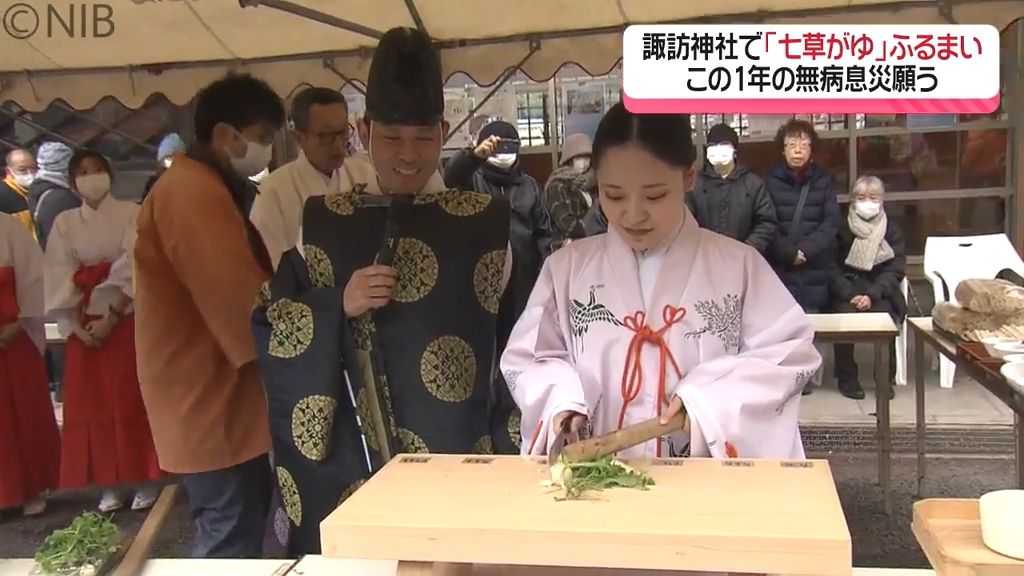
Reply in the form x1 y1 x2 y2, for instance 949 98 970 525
793 250 807 266
851 295 872 311
344 265 397 318
552 410 588 445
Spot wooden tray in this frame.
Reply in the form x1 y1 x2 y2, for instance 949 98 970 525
321 455 852 576
956 343 1005 376
912 499 1024 576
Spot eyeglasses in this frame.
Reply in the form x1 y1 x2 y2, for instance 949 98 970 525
784 140 811 152
308 129 351 146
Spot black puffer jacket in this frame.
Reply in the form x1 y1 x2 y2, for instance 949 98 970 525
765 161 841 314
687 162 777 253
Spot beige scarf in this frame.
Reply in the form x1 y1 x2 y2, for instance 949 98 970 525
845 206 894 272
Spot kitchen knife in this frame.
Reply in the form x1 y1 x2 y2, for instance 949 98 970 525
558 411 686 464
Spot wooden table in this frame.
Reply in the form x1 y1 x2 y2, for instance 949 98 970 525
810 312 899 514
907 317 1024 493
0 558 939 576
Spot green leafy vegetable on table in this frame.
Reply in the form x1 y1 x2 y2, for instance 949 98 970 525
34 512 120 576
548 456 655 500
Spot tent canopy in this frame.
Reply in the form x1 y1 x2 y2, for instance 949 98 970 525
0 0 1021 111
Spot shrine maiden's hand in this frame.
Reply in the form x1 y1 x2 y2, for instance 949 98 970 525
0 321 21 347
72 323 101 347
86 316 114 343
551 410 588 445
343 265 397 318
660 396 691 434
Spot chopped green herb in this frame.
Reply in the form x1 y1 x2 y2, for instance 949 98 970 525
34 512 120 576
550 456 655 500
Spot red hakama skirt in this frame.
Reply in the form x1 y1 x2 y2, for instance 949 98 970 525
0 267 61 509
59 263 162 489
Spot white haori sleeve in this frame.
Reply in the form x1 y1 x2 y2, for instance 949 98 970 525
9 218 46 351
500 259 589 456
97 205 139 301
674 250 821 460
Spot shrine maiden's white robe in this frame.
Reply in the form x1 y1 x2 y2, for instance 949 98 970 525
44 196 137 335
251 151 447 270
501 209 821 460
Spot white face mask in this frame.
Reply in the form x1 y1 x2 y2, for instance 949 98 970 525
572 157 591 173
227 131 273 178
487 153 517 170
12 171 35 188
854 200 882 220
75 173 111 201
706 144 735 167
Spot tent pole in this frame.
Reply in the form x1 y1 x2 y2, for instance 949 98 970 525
324 61 367 96
443 41 540 145
53 103 158 153
404 0 428 35
238 0 383 39
0 108 80 149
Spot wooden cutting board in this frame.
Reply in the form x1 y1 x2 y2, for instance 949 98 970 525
912 499 1024 576
321 455 851 576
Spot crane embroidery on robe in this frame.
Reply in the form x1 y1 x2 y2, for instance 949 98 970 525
569 285 622 353
683 293 742 354
502 368 521 394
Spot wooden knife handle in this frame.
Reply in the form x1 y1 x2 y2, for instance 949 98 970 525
560 411 686 463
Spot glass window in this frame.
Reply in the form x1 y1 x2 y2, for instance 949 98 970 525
856 197 1007 256
516 91 550 147
737 137 850 191
856 129 1008 192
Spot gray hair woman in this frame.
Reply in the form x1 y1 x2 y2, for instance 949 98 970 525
830 175 907 399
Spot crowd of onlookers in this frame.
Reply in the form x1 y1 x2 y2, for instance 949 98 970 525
0 93 904 553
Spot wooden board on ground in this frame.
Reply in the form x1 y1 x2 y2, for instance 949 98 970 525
912 499 1024 576
321 455 851 576
112 484 181 576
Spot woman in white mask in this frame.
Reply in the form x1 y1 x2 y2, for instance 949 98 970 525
43 149 164 512
830 175 907 400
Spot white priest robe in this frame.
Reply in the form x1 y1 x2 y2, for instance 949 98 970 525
0 213 45 351
251 151 447 270
44 196 138 336
501 209 820 460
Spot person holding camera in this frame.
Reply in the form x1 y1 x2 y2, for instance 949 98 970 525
443 120 553 351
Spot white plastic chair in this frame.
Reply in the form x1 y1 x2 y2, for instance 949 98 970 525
923 234 1024 388
895 277 909 386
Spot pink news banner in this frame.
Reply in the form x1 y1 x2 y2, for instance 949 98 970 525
622 24 1001 115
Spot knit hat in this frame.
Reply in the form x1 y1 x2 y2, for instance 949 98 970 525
560 133 592 166
157 133 185 162
477 120 520 145
706 124 739 148
35 142 73 188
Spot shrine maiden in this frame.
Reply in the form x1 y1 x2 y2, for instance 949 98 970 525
0 213 60 516
44 150 162 512
501 104 821 460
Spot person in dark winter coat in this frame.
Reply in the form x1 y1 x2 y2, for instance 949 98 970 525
766 120 840 395
542 133 594 250
442 120 553 350
830 176 906 399
27 142 80 251
766 119 840 314
688 124 777 253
